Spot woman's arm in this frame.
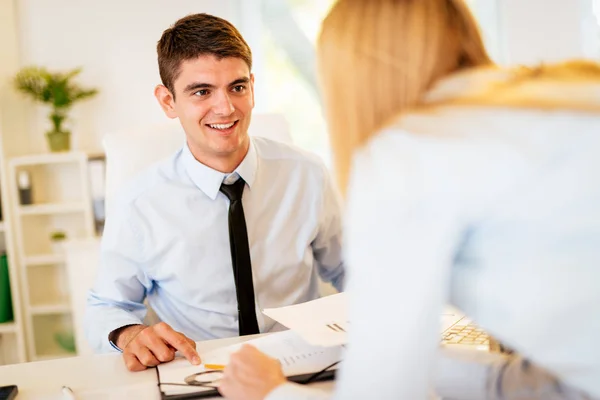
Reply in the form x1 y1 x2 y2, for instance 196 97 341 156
334 135 465 399
266 383 331 400
437 347 596 400
219 344 331 400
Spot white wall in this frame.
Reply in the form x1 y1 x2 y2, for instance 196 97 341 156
5 0 600 155
0 0 30 158
581 0 600 58
14 0 243 154
499 0 592 64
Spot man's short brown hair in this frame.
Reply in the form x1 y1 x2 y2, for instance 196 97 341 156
157 13 252 97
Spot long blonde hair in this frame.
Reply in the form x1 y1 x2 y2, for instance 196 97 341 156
317 0 493 193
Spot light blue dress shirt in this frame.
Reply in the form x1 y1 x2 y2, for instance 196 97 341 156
85 137 345 353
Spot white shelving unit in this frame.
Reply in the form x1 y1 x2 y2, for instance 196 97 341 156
24 254 65 266
30 304 72 315
0 128 27 366
18 202 88 216
0 322 17 335
8 152 95 361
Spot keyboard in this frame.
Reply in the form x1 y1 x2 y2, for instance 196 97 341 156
441 320 496 351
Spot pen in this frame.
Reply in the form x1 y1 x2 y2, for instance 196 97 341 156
204 363 226 370
62 386 76 400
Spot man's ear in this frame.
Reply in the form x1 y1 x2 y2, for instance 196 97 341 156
154 84 178 119
250 73 255 109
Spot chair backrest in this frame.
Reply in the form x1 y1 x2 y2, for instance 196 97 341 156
102 113 291 213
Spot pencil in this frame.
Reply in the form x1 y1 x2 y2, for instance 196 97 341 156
204 363 226 370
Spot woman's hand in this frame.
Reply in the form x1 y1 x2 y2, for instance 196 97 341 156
218 344 287 400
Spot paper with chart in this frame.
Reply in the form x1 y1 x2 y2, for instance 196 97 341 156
158 330 343 396
262 293 467 347
263 293 349 347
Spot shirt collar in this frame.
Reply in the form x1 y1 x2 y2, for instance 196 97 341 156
182 138 258 200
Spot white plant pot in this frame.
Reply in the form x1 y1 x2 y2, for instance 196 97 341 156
51 241 66 254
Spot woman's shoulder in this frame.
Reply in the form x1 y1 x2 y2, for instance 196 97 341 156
352 106 600 220
353 120 515 184
347 120 531 219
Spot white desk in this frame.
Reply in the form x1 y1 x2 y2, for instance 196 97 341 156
0 335 486 400
0 335 276 399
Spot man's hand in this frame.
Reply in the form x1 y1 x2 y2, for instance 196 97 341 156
219 344 286 400
116 322 201 372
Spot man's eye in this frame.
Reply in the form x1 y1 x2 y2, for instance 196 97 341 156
194 89 209 96
232 85 245 93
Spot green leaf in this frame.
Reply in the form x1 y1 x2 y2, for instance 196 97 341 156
13 66 98 132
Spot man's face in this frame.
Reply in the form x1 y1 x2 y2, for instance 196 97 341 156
156 55 255 169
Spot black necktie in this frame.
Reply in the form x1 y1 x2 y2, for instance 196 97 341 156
220 178 260 335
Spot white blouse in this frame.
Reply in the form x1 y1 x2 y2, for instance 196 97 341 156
269 103 600 399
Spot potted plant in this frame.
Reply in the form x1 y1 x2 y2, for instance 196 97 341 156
49 230 68 253
14 66 98 152
54 330 76 353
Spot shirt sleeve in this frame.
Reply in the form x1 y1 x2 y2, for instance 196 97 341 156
84 200 152 353
266 383 331 400
312 165 346 292
435 347 509 399
486 353 595 400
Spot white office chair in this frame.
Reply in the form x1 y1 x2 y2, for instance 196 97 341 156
103 113 292 215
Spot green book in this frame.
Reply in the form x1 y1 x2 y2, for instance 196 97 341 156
0 253 14 323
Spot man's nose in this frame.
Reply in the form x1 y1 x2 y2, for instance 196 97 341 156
212 91 235 116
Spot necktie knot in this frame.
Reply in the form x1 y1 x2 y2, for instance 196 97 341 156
220 178 245 202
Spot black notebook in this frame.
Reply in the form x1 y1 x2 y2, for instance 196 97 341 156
156 330 342 399
157 366 337 399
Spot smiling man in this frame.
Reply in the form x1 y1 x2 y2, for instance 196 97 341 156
84 13 345 372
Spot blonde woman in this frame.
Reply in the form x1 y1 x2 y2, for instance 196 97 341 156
218 0 600 399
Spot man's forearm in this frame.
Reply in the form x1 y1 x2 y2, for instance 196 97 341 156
109 324 146 350
84 292 146 353
330 266 345 292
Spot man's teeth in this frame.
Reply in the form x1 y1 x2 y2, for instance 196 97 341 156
209 122 235 130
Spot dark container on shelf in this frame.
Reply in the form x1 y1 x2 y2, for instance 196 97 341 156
17 170 33 205
0 253 14 323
